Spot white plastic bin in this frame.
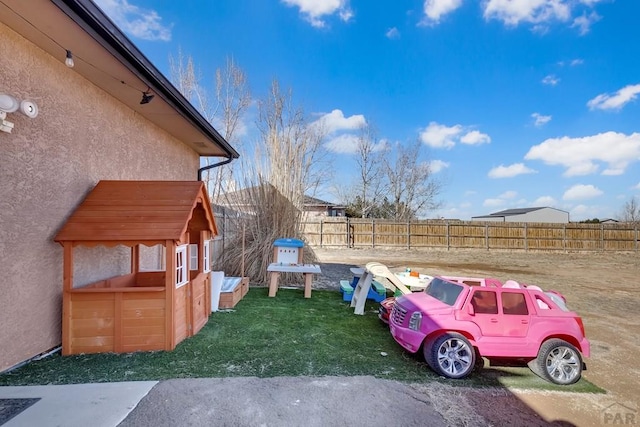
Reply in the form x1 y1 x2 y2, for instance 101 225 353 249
211 271 224 312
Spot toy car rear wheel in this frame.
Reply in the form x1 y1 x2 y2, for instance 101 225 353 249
534 339 582 385
425 333 476 379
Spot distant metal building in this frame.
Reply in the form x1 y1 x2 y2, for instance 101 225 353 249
472 207 570 223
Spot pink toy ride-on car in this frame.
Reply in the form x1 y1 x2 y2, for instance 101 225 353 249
388 277 590 385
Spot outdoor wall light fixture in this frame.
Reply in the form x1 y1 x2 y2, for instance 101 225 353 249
0 93 39 133
65 50 74 68
140 88 154 105
0 93 19 113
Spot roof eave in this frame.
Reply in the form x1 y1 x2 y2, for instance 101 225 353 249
51 0 239 160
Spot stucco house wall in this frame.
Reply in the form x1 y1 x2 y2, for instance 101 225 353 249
0 22 199 370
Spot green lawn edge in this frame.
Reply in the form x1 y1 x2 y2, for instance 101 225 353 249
0 288 604 393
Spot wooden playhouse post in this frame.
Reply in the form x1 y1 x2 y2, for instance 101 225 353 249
201 230 211 314
61 242 74 355
130 244 139 273
165 240 176 350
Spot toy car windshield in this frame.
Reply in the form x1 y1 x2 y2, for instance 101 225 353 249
424 278 464 306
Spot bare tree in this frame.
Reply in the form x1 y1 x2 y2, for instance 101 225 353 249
168 51 250 200
335 123 386 218
619 196 639 224
383 141 442 220
255 79 328 207
168 47 209 120
218 79 328 283
214 57 251 145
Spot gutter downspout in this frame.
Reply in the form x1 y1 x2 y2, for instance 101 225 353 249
198 156 233 181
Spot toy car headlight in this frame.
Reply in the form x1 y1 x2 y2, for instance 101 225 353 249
409 312 422 331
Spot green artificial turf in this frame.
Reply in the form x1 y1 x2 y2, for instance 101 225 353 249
0 288 603 393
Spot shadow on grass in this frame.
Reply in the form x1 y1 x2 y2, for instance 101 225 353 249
0 288 603 395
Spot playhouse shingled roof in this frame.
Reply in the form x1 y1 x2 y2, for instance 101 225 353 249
54 181 216 244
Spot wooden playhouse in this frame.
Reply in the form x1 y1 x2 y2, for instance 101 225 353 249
54 181 217 355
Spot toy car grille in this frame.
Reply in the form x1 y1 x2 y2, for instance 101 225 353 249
391 304 407 324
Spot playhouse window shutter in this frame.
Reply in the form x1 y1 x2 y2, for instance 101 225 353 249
176 245 188 287
203 240 211 273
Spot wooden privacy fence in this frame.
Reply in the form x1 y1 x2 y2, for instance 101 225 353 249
300 218 640 252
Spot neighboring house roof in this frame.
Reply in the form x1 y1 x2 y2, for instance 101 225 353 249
303 195 344 209
54 181 216 243
474 207 569 218
221 186 342 209
1 0 238 160
491 207 546 216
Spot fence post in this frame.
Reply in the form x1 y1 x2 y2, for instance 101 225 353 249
319 219 323 248
446 220 450 251
485 223 489 250
601 223 605 252
563 224 567 253
346 218 351 248
636 225 638 252
524 223 528 252
372 219 375 248
407 221 411 250
223 211 228 254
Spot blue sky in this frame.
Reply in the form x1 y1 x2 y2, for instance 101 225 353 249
94 0 640 221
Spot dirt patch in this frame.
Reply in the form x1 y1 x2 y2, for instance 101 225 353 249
311 248 640 427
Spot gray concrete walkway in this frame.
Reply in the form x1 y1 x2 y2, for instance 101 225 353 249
0 377 447 427
0 381 157 427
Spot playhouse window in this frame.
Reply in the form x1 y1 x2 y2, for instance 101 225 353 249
203 240 211 273
176 245 188 287
189 244 198 271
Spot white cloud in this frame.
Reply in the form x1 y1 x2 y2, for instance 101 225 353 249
385 27 400 39
602 167 625 176
635 182 640 190
587 84 640 111
569 204 591 218
525 132 640 176
488 163 537 178
571 58 584 66
419 122 490 149
324 134 359 154
483 0 571 26
531 23 550 34
531 112 552 127
422 0 463 24
542 74 560 86
419 122 463 149
324 133 387 155
428 159 450 173
499 190 518 199
571 11 600 35
282 0 353 28
94 0 172 41
480 0 604 34
579 0 604 7
313 109 366 133
483 198 506 208
534 195 557 206
460 130 491 145
563 184 603 201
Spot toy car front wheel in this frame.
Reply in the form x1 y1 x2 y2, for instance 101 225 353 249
534 339 583 385
425 333 476 379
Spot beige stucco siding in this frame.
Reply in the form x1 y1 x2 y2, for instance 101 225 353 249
0 23 200 370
